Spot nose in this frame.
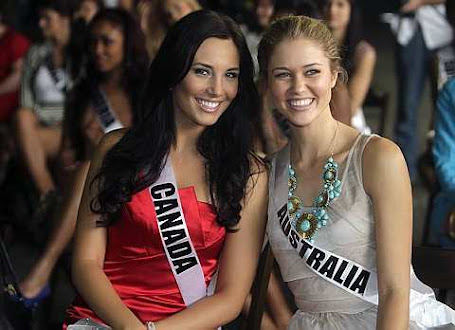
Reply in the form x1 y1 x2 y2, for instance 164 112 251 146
39 18 46 30
93 41 104 57
207 75 223 97
292 74 306 94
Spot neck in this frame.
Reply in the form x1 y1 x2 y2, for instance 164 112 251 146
52 22 70 49
101 68 124 88
173 123 204 155
331 28 346 46
290 108 339 166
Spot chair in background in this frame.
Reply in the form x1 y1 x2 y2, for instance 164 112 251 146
241 243 275 330
412 246 455 303
363 87 390 136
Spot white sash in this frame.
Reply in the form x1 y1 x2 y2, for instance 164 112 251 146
269 145 455 329
92 88 123 134
148 157 208 307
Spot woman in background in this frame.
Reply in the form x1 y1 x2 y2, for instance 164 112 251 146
323 0 376 133
17 8 148 307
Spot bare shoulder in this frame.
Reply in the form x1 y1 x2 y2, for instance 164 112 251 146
356 41 376 57
363 136 403 166
363 136 409 192
354 41 377 63
98 128 128 154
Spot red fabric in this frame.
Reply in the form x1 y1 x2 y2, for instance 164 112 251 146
64 186 225 327
0 28 30 122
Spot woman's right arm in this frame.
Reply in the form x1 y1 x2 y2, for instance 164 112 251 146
71 130 146 330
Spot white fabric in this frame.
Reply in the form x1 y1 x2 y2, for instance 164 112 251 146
149 157 208 307
351 108 371 134
34 65 66 104
382 5 453 49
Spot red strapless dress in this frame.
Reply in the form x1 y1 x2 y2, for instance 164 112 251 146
64 186 226 327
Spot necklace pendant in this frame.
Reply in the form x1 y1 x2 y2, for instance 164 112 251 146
295 212 318 240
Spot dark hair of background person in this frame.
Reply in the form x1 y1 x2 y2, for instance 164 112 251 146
447 0 455 29
320 0 363 76
64 8 149 161
38 0 76 17
91 10 261 230
68 0 105 79
275 0 319 18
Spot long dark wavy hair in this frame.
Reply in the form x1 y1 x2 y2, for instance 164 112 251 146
322 0 363 75
91 10 261 229
64 8 149 161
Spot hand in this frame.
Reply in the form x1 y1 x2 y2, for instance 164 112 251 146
400 0 423 13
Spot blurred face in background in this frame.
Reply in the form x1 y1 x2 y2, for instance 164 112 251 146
91 20 125 73
164 0 193 24
256 0 274 28
75 0 100 23
118 0 135 12
324 0 351 31
39 9 69 39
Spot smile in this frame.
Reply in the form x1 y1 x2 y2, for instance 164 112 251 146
196 98 221 112
287 98 314 110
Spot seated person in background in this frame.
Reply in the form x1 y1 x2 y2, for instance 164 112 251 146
16 8 148 306
429 77 455 249
15 0 73 206
323 0 376 133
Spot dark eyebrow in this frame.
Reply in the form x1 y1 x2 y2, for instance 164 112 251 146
272 63 322 72
192 62 239 72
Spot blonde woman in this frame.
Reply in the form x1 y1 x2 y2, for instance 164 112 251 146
259 15 455 329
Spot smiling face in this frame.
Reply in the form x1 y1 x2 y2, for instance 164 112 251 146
324 0 351 31
90 20 125 73
267 37 337 127
172 37 240 129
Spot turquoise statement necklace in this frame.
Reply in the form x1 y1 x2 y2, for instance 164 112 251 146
288 124 342 242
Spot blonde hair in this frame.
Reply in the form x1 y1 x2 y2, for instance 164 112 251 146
258 15 347 83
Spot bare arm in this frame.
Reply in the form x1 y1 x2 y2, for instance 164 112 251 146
348 42 376 116
153 162 269 330
71 129 146 330
0 58 24 95
363 137 411 330
401 0 446 13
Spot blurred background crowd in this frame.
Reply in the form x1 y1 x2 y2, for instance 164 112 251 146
0 0 454 329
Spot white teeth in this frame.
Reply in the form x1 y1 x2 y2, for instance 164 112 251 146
197 98 220 110
289 98 313 107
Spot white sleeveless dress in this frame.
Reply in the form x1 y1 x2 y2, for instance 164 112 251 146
267 134 423 329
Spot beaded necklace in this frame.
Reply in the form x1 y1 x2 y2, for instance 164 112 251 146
288 123 342 242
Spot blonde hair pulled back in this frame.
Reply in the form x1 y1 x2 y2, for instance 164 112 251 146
258 15 347 84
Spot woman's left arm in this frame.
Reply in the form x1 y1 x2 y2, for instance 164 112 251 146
348 41 377 116
363 137 412 330
154 163 269 330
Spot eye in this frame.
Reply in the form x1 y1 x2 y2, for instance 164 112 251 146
274 71 291 79
305 69 320 76
193 67 210 76
226 71 239 79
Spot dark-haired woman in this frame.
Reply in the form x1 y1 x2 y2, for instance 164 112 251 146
65 10 267 330
324 0 376 133
18 8 148 307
